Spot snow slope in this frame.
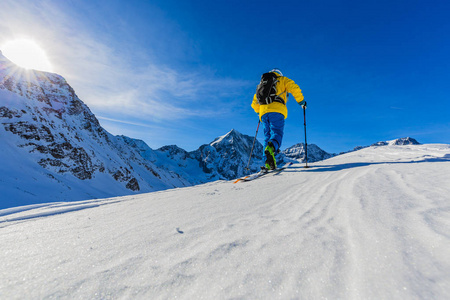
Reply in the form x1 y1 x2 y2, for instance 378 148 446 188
1 144 449 299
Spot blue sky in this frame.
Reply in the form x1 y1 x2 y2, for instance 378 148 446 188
1 0 449 153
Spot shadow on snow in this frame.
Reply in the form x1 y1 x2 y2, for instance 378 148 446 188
286 153 450 173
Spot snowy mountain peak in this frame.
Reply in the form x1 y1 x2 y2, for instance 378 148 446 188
0 50 11 65
282 143 335 163
211 129 246 147
157 144 191 162
0 50 64 83
342 137 421 155
388 137 420 145
372 137 420 146
190 129 263 180
208 129 258 160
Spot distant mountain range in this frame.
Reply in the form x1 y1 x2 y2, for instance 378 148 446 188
0 51 421 208
344 137 420 154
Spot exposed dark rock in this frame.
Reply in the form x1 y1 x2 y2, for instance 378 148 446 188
126 178 140 191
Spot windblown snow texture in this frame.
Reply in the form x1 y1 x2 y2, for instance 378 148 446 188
1 144 449 299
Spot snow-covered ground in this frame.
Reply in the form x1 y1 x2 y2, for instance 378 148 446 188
1 144 449 299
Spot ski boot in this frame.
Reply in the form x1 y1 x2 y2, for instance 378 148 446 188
264 141 277 170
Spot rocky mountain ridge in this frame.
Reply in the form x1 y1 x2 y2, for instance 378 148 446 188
0 52 190 206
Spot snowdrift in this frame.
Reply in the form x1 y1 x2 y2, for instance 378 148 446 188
1 144 449 299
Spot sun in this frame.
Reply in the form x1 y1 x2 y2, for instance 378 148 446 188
2 39 53 72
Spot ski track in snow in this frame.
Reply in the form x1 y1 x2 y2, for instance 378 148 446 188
0 145 450 299
0 199 121 225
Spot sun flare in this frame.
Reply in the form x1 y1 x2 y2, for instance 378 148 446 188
2 39 53 72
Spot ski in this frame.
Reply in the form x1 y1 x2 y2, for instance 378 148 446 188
233 170 265 183
233 162 293 183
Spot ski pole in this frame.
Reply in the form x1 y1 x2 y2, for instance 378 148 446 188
246 119 260 171
303 105 309 168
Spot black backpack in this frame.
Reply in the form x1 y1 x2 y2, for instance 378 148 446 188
255 72 285 105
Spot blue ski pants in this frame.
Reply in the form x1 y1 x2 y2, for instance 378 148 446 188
261 112 285 152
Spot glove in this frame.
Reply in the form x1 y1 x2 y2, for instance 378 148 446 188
299 100 307 109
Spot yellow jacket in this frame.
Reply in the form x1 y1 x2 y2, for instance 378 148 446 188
251 73 304 119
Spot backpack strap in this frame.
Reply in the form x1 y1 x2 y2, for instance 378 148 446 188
272 96 285 105
273 81 286 105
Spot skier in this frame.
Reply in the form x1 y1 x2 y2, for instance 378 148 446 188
251 68 306 170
